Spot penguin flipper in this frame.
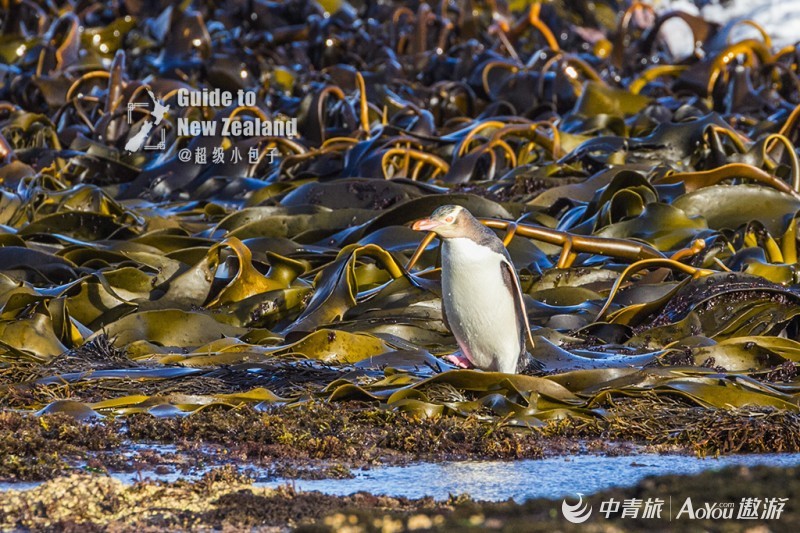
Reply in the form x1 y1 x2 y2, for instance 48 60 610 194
440 292 451 332
500 259 537 352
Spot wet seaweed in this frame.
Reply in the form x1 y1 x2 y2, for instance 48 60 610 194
1 0 800 494
2 464 798 531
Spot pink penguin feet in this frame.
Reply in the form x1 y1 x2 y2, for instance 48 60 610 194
443 351 473 368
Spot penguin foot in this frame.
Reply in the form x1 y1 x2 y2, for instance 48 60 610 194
517 351 546 374
443 353 473 368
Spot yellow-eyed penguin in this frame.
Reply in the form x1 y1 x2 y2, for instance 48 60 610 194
412 205 542 374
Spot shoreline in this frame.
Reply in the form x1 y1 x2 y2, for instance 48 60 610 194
2 463 797 531
2 398 799 485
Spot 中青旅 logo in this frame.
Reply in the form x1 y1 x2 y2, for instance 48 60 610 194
562 493 592 524
560 493 789 524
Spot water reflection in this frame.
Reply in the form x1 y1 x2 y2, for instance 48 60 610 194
4 453 800 500
258 453 800 502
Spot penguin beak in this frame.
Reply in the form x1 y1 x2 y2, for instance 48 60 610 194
412 218 442 232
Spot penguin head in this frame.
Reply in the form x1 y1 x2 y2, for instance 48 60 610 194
412 205 470 238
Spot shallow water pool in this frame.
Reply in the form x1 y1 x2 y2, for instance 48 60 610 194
257 453 800 502
4 452 800 501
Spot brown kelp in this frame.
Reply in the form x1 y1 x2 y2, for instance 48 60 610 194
0 0 799 433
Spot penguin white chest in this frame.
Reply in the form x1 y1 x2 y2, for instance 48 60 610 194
441 238 522 372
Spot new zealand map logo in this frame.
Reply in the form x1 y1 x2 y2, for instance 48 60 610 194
125 89 170 152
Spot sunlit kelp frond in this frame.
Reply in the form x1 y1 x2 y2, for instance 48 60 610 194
0 1 799 436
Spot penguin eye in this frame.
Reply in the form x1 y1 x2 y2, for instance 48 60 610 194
445 216 454 223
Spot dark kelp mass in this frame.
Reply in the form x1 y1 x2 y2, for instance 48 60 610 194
2 0 800 502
